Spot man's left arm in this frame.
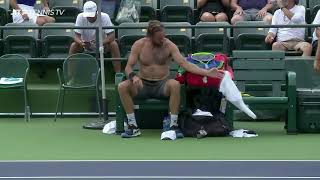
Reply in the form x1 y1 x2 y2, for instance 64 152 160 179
169 41 224 79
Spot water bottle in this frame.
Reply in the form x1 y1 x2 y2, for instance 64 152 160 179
162 116 170 132
220 98 227 114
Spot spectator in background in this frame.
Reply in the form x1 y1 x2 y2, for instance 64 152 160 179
10 0 55 25
197 0 229 22
312 10 320 56
69 1 121 73
231 0 273 25
265 0 312 56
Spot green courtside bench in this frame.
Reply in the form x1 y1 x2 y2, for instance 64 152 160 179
226 50 297 134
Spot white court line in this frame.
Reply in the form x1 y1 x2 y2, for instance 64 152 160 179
0 160 320 162
0 176 320 179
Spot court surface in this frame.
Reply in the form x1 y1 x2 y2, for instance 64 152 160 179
0 160 319 179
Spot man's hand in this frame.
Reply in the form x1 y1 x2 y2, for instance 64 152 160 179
207 68 224 79
81 41 91 49
234 7 244 16
265 33 275 44
314 60 320 72
20 11 29 20
257 8 267 18
132 76 143 89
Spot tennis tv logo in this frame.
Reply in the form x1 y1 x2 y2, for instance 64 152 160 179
12 9 66 16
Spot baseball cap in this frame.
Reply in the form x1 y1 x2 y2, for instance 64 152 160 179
83 1 97 18
161 130 177 140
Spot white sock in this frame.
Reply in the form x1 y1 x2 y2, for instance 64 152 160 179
170 114 178 127
126 113 138 127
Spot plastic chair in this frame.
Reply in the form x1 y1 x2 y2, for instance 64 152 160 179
0 54 30 121
55 53 101 121
0 0 9 26
163 22 192 56
139 0 157 22
195 21 230 54
160 0 194 23
233 21 269 50
118 22 148 57
309 0 320 23
3 23 39 58
49 0 83 22
41 23 75 59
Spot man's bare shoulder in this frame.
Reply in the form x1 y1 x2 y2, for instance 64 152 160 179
163 38 177 49
132 37 148 48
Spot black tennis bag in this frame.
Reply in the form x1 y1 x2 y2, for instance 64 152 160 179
179 110 231 138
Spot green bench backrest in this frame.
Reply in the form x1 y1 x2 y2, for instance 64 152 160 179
232 51 286 97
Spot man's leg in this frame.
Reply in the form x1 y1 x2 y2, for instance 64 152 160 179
118 80 141 137
200 12 216 22
295 42 312 57
272 42 288 51
163 79 181 128
36 16 55 26
106 41 122 73
231 14 245 25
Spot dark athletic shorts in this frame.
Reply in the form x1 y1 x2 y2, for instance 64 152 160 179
135 78 169 100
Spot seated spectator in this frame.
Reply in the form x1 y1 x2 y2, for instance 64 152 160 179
69 1 121 73
312 10 320 55
10 0 55 25
197 0 229 22
265 0 312 57
231 0 273 25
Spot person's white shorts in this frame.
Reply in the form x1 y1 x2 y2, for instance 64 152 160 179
12 4 39 24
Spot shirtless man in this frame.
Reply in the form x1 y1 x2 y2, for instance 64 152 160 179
118 20 224 138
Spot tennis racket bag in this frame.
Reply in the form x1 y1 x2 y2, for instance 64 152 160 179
176 52 233 87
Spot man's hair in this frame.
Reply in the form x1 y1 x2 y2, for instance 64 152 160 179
147 20 164 37
295 0 299 5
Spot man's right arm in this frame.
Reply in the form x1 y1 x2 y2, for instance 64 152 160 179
74 32 83 46
125 40 141 78
266 12 278 43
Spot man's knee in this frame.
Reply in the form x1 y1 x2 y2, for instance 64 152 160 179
167 80 180 92
118 80 131 94
215 13 228 22
300 43 312 55
272 42 285 50
200 12 216 22
263 15 272 24
36 16 55 26
231 15 243 25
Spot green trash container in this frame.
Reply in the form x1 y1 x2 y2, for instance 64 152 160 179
297 88 320 133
